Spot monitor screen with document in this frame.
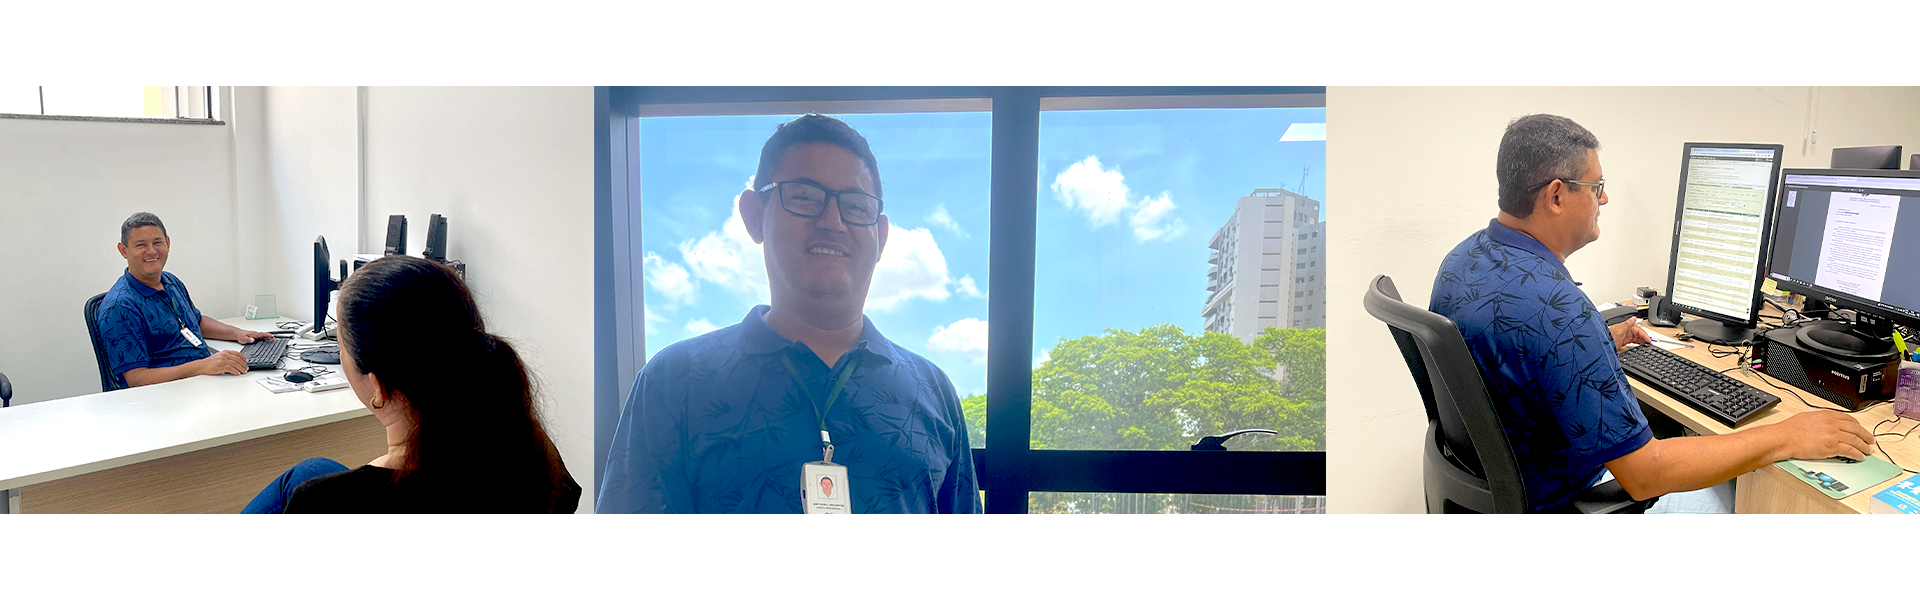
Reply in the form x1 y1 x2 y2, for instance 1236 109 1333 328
1660 143 1784 344
1766 169 1920 333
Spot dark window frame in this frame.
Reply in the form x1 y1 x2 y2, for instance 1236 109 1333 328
594 86 1327 514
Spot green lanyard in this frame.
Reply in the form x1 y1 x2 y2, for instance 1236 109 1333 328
779 352 862 463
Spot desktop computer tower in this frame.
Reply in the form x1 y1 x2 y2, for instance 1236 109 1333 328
1754 327 1899 411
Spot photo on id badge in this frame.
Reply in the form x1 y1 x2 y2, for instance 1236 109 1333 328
803 462 851 514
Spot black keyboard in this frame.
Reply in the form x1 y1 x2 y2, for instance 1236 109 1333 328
239 338 289 370
1620 344 1778 427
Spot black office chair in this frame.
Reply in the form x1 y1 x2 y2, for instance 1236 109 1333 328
1 372 11 408
84 292 126 392
1364 274 1654 514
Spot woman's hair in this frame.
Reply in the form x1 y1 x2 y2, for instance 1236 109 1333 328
338 256 569 512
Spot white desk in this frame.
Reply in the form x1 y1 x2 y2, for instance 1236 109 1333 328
0 317 383 513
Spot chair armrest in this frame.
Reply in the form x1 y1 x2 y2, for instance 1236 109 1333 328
1570 478 1658 514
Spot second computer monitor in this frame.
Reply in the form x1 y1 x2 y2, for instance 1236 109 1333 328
1831 145 1903 169
1661 143 1784 345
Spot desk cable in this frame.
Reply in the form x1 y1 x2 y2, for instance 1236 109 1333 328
1871 416 1920 475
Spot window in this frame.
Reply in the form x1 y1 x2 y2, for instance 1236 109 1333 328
0 86 219 121
599 87 1326 515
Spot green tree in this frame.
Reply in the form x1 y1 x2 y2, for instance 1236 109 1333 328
957 324 1325 513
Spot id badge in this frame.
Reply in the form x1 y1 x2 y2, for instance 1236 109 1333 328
180 327 204 348
802 461 852 514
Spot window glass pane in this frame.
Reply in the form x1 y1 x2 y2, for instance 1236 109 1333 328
636 111 992 447
0 86 41 114
1029 492 1326 514
39 85 152 118
1033 107 1326 451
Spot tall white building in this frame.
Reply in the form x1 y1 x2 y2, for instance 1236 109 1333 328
1202 188 1325 342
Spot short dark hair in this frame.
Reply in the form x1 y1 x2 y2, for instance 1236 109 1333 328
120 212 168 245
1496 114 1600 218
753 114 883 198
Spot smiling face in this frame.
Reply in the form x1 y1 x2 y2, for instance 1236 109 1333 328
117 225 170 284
743 142 889 309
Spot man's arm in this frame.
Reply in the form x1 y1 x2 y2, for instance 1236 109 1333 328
596 365 693 513
122 351 249 387
199 315 274 344
933 370 981 514
1606 411 1875 500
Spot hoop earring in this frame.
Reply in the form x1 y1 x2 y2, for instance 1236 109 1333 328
371 395 384 410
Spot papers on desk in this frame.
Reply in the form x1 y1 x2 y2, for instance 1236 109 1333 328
1644 329 1691 352
1775 456 1905 500
258 378 302 394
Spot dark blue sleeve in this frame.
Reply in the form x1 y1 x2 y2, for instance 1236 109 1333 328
932 368 981 514
1547 309 1652 471
98 301 152 377
596 360 693 514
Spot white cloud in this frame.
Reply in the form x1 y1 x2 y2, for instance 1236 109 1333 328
1051 156 1132 227
678 211 770 303
643 252 696 305
928 318 989 364
868 226 953 311
928 203 969 239
684 318 719 336
1279 123 1326 142
643 303 669 327
1129 192 1188 242
1034 348 1051 368
955 275 984 299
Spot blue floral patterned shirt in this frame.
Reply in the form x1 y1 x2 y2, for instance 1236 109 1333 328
1429 220 1651 512
97 269 211 387
597 305 979 514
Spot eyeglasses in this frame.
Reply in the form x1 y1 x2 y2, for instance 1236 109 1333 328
757 181 885 226
1526 177 1605 199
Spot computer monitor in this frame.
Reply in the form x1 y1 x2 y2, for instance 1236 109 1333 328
1766 169 1920 356
1831 145 1903 169
1659 143 1784 345
299 236 344 341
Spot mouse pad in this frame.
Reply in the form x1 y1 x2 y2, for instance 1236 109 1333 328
1775 456 1906 499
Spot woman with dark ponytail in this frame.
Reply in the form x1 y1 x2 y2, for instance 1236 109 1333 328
241 256 580 513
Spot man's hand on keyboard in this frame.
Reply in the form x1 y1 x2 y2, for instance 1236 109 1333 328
237 330 276 344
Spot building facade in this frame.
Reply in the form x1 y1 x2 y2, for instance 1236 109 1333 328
1202 188 1325 342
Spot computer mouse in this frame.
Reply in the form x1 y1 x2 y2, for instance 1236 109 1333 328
285 371 314 384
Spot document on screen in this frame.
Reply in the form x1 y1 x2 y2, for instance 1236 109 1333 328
1814 192 1901 300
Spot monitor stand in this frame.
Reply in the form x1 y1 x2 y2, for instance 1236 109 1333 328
1683 318 1758 346
298 321 336 342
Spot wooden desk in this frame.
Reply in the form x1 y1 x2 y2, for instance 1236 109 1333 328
0 317 386 513
1630 316 1915 514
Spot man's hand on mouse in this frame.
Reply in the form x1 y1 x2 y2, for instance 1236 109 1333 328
197 350 249 376
1775 411 1875 462
1610 316 1653 353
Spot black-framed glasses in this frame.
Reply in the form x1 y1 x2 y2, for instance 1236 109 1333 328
756 181 885 226
1526 177 1605 199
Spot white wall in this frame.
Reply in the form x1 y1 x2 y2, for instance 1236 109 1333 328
0 115 239 404
361 86 596 511
232 86 361 323
1327 86 1920 513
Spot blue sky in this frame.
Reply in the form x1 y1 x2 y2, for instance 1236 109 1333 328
637 107 1325 396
